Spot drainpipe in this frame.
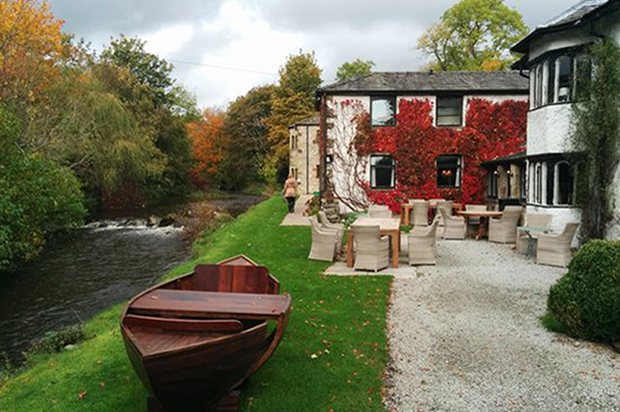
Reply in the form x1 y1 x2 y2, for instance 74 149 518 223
319 93 327 194
306 125 309 194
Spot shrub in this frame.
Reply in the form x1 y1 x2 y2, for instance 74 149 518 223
547 240 620 343
0 106 86 271
27 324 86 355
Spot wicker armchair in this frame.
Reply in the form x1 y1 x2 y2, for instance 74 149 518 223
536 222 579 268
318 211 344 254
353 225 390 272
308 216 338 262
410 200 430 234
368 205 392 219
465 204 487 237
408 219 440 265
488 206 523 244
516 213 552 254
439 207 466 240
435 200 453 227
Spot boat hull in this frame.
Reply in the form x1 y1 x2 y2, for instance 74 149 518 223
120 256 291 412
122 323 268 412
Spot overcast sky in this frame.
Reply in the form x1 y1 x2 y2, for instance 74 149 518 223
49 0 573 109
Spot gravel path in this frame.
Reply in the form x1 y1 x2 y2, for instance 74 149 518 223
385 240 619 412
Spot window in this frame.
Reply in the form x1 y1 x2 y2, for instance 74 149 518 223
546 162 554 205
436 155 462 188
535 163 543 204
557 56 573 102
371 96 396 126
370 155 395 189
547 58 556 104
436 96 463 127
536 65 544 107
575 54 592 101
555 162 573 205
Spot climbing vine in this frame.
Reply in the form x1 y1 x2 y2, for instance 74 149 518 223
353 98 528 210
570 38 620 241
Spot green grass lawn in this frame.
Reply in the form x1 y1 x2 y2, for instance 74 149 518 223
0 197 392 412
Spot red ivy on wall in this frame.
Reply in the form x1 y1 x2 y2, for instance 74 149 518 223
355 98 527 210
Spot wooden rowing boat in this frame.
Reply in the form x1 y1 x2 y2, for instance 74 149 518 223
120 255 292 412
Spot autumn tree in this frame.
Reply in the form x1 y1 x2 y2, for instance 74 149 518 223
417 0 528 71
336 59 375 82
266 52 322 182
0 0 64 114
187 109 224 187
218 84 275 190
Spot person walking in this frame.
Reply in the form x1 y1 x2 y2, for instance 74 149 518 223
283 173 298 213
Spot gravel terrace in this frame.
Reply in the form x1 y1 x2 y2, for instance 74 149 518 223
385 240 619 412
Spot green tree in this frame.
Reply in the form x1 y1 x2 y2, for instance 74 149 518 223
100 36 196 199
101 35 175 107
28 63 166 205
0 105 85 271
570 39 620 241
336 59 375 82
218 85 275 190
266 52 322 182
417 0 528 71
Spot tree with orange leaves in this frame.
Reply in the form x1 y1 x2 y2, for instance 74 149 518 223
0 0 64 107
187 109 224 187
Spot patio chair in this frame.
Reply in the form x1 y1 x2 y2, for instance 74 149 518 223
465 204 487 237
408 219 440 265
536 222 579 268
439 207 466 240
488 206 523 244
308 216 338 262
411 200 430 233
353 225 390 272
435 200 453 227
319 211 344 254
368 204 392 219
516 213 552 254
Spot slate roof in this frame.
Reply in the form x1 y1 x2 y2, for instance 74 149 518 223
481 151 526 167
290 115 320 127
512 0 618 54
319 71 528 94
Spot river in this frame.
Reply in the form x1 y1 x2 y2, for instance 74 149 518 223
0 193 263 365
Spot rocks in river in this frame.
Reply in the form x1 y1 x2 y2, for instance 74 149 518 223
159 216 176 227
147 216 161 227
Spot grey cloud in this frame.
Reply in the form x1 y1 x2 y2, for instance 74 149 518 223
50 0 225 38
47 0 583 107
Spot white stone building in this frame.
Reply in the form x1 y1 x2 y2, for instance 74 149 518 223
317 71 529 211
511 0 620 239
289 115 321 195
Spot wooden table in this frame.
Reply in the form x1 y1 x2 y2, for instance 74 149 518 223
400 203 463 226
347 218 400 268
457 210 503 240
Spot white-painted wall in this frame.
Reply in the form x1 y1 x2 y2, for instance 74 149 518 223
523 9 620 241
527 105 573 155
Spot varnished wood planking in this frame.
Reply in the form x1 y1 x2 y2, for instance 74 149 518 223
120 255 291 412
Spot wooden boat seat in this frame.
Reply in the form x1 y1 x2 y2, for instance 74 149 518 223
130 290 291 321
123 315 244 333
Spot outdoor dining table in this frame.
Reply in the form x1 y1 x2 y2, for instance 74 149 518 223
456 210 503 240
517 226 550 258
400 203 463 226
346 218 401 268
